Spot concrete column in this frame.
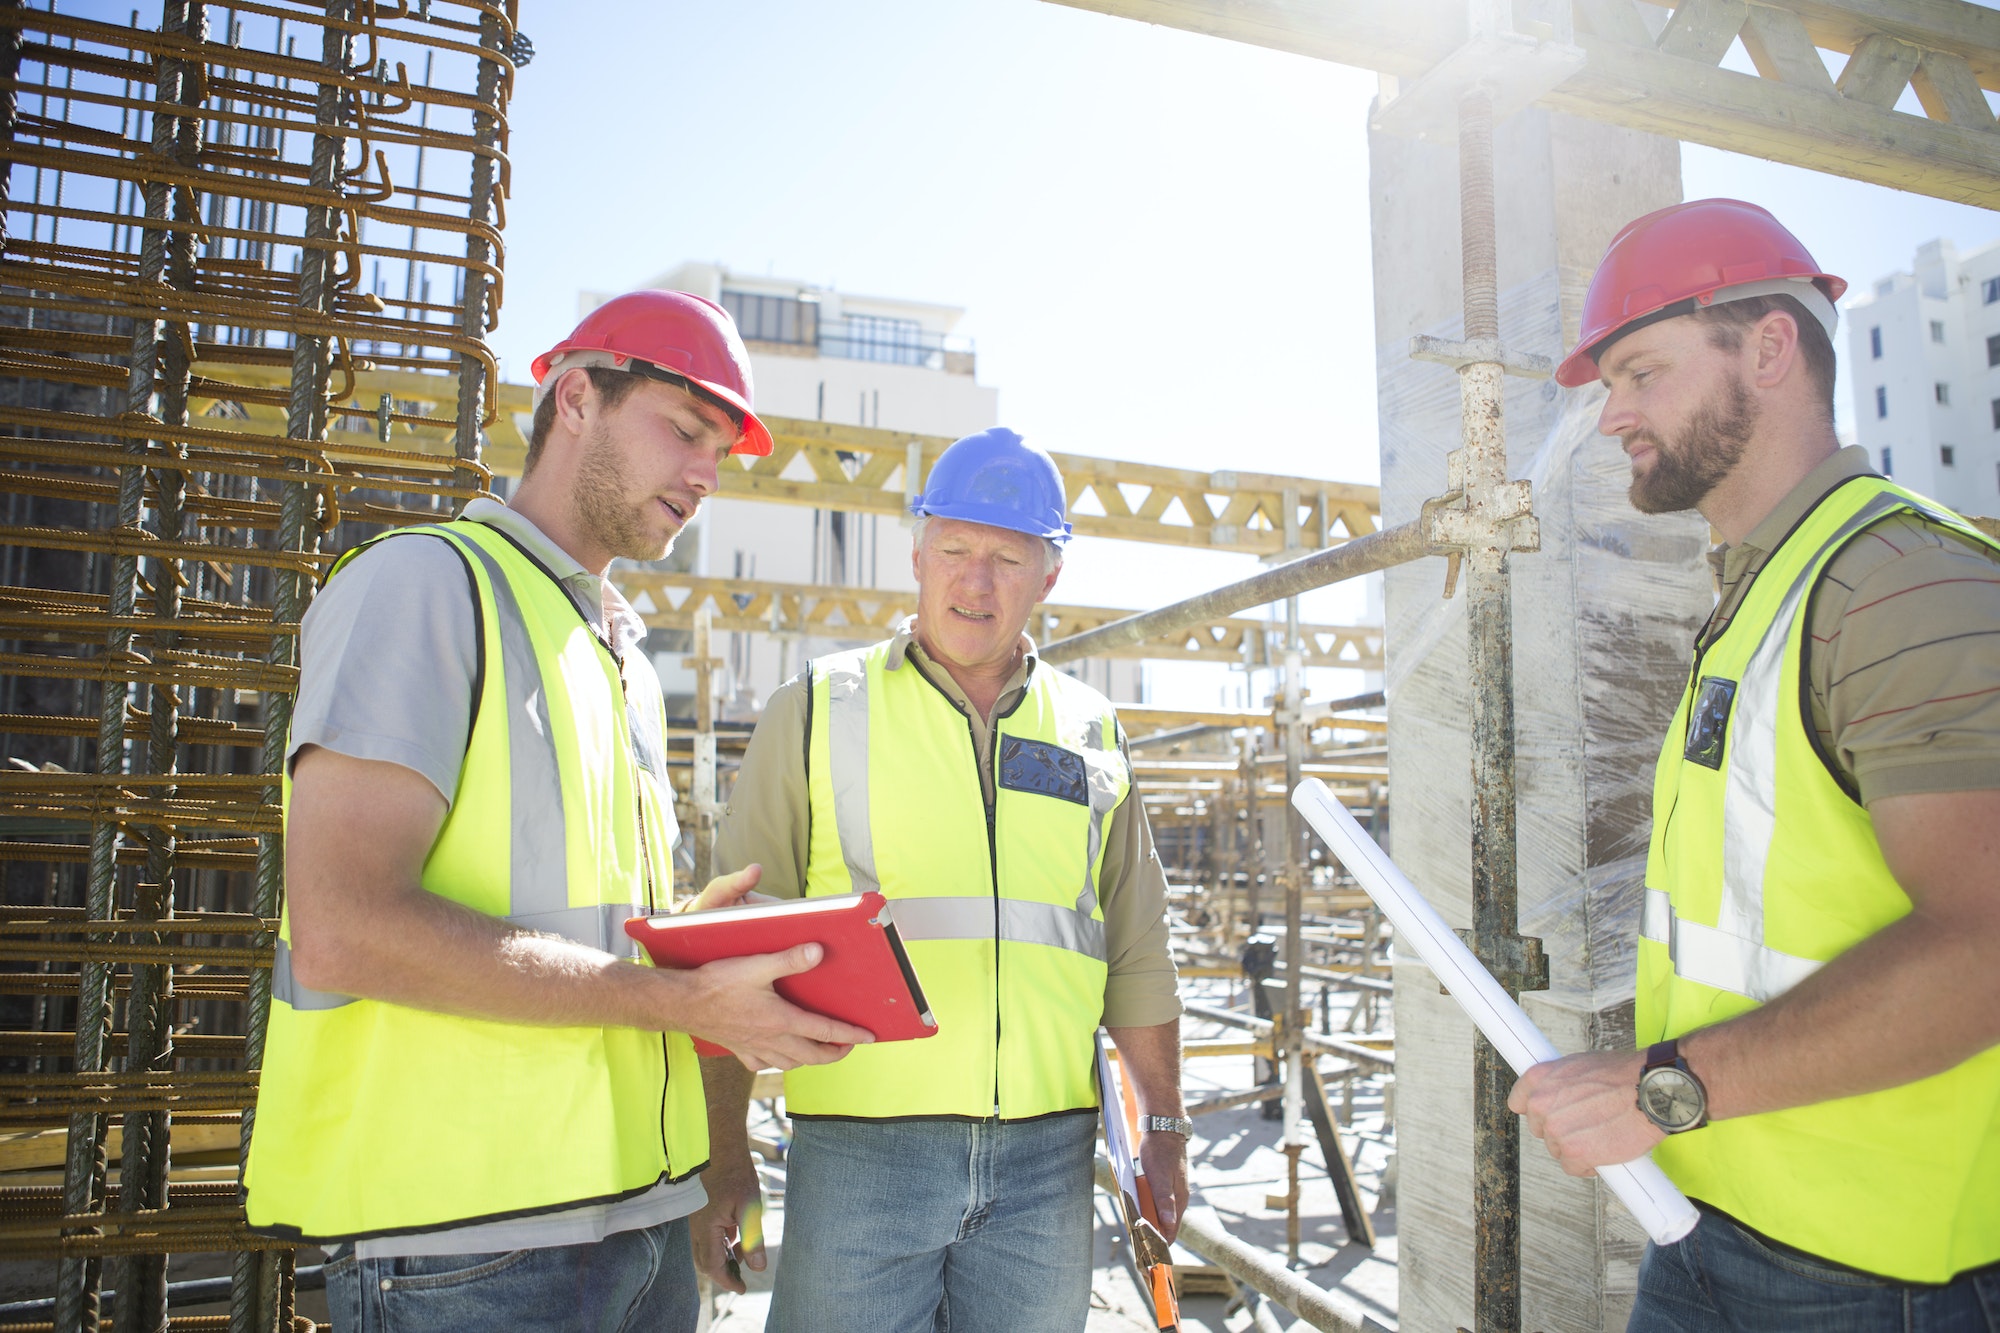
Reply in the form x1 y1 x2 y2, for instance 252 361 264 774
1371 106 1708 1331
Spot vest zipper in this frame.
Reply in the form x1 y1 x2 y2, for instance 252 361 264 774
968 700 1000 1112
909 654 1010 1117
602 634 670 1169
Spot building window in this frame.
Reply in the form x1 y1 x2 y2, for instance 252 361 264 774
1937 382 1952 405
1870 326 1883 358
1988 334 2000 367
1877 386 1889 418
1992 397 2000 429
1942 444 1957 466
720 290 818 346
1932 320 1948 343
1985 277 2000 305
1882 446 1894 476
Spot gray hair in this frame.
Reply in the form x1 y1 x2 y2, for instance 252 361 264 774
911 515 1064 574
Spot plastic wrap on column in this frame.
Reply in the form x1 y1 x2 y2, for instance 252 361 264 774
1382 267 1713 1331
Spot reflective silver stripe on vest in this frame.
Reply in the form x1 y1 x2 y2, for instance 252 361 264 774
1076 716 1121 921
823 654 883 896
1640 887 1822 1002
1662 490 1903 1004
511 902 640 954
457 540 580 933
889 895 1107 961
271 937 355 1011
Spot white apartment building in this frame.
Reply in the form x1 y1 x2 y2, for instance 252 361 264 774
581 265 1141 711
1847 237 2000 520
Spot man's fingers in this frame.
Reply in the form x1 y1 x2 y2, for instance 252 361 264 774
690 1218 744 1292
689 864 764 913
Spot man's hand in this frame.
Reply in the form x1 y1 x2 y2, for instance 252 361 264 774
664 943 874 1072
686 864 775 914
690 1149 764 1294
1138 1130 1190 1242
1509 1050 1664 1177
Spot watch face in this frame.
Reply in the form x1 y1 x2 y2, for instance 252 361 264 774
1640 1068 1705 1130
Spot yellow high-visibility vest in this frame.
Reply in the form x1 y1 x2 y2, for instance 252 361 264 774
245 519 708 1243
1641 474 2000 1282
784 640 1130 1120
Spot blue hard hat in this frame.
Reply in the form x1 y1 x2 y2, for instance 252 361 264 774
910 427 1072 546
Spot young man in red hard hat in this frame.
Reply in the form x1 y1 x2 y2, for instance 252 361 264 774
698 427 1189 1332
244 291 872 1333
1509 200 2000 1327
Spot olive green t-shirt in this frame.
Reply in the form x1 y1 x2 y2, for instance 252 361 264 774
1703 446 2000 803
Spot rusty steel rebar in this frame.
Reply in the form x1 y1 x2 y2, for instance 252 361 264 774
0 2 517 1327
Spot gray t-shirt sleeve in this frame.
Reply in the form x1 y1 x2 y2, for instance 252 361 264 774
287 535 479 805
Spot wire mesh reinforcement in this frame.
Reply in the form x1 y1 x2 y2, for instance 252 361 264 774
0 3 515 1329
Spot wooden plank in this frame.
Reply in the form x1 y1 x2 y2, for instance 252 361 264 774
1773 0 2000 91
1550 34 2000 208
1656 0 1750 64
1834 31 1923 107
1045 0 2000 208
1911 48 1996 127
1040 0 1460 80
1739 5 1837 91
1575 0 1658 46
1305 1061 1377 1249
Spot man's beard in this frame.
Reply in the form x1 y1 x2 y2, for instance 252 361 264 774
573 421 677 563
1626 376 1757 515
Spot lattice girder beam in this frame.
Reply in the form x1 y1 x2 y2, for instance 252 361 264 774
612 571 1385 669
184 370 1380 556
1043 0 2000 208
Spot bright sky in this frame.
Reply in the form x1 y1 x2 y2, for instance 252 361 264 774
493 1 2000 702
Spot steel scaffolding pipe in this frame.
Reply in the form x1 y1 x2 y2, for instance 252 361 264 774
1038 519 1428 665
1180 1000 1394 1072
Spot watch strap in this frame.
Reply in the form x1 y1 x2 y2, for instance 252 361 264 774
1140 1115 1194 1137
1643 1039 1681 1072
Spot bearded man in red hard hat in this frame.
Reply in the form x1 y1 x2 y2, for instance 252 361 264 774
699 427 1189 1332
1510 201 2000 1329
245 291 870 1333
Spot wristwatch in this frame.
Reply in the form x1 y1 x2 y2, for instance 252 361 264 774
1636 1040 1709 1133
1140 1115 1194 1137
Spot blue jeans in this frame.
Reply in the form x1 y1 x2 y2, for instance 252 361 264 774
1631 1206 2000 1332
322 1218 698 1333
769 1113 1098 1333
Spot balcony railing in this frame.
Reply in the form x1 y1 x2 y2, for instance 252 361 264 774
720 290 975 373
816 317 973 372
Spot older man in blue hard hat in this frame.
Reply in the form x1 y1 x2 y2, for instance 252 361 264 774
695 427 1188 1331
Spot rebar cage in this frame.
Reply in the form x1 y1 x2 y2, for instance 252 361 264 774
0 2 516 1328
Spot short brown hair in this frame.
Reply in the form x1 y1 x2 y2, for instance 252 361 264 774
524 366 643 474
1687 294 1836 419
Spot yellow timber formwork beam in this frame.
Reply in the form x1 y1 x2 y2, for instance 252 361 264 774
1113 703 1388 735
189 369 1380 557
613 570 1386 669
1041 0 2000 209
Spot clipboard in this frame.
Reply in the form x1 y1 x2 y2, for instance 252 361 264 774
624 891 938 1058
1097 1032 1181 1332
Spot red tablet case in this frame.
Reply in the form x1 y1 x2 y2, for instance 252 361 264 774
624 891 938 1058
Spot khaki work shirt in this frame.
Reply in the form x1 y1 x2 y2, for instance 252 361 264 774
715 620 1183 1029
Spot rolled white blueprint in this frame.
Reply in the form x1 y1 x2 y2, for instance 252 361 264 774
1291 778 1699 1246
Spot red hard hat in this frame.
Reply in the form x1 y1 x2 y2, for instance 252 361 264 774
1555 199 1846 388
531 289 774 456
